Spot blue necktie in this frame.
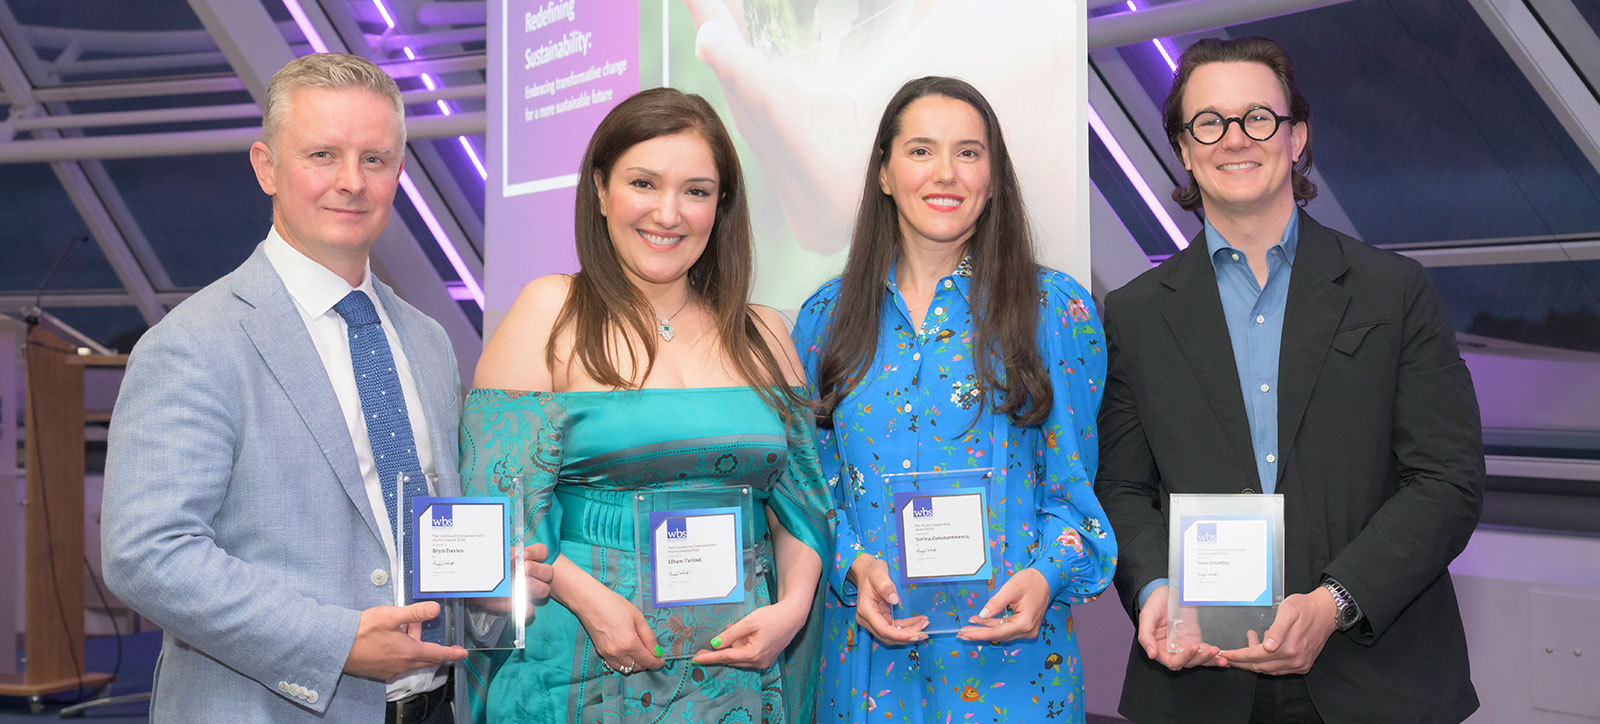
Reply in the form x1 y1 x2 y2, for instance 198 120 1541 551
333 290 442 643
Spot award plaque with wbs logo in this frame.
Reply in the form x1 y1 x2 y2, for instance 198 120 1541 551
397 473 526 651
881 467 998 635
632 486 756 660
1165 493 1285 652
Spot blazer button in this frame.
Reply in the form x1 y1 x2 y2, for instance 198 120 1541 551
371 569 389 586
278 681 290 693
306 690 319 704
290 684 304 697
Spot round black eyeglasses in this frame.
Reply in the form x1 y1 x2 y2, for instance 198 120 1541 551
1182 106 1294 145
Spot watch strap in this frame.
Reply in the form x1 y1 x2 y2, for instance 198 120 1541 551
1321 578 1359 631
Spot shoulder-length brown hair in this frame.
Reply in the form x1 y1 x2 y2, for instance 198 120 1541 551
815 76 1051 428
1163 36 1317 211
551 87 800 415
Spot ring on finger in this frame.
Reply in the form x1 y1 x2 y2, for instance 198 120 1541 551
619 661 635 674
598 658 613 672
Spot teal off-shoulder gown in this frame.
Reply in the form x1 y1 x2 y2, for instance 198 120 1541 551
459 386 832 724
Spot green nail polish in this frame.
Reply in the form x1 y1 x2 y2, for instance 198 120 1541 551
710 636 723 648
654 645 664 657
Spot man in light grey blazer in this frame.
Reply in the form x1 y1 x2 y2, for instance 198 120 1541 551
103 53 501 723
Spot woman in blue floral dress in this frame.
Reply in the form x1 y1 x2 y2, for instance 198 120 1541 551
792 76 1117 722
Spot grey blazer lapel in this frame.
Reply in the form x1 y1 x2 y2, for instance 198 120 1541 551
1275 211 1352 490
232 247 388 545
1159 238 1262 492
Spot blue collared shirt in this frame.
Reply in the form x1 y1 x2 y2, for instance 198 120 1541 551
1136 212 1299 610
1205 212 1298 495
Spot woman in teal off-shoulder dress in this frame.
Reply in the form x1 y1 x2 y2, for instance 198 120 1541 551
459 88 831 723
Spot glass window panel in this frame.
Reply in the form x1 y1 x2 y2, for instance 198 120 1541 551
1577 0 1600 35
1427 260 1600 459
47 306 147 352
1108 1 1600 245
5 0 232 86
0 163 122 292
1434 261 1600 353
99 154 269 289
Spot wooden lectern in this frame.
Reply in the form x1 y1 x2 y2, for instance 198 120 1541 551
0 327 119 711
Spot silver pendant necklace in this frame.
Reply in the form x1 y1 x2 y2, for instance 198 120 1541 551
657 295 690 341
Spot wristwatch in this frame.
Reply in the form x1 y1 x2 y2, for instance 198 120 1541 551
1321 578 1360 631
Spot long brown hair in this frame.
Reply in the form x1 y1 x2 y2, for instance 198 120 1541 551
1163 36 1317 210
550 88 801 415
815 76 1051 428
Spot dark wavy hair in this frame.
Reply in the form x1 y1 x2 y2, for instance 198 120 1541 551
551 87 801 416
1162 36 1317 211
815 76 1051 428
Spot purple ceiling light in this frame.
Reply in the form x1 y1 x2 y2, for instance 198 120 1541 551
280 0 329 53
1088 103 1188 250
395 10 488 182
281 0 486 308
401 171 487 306
458 136 488 179
1126 1 1178 71
371 0 398 28
415 68 489 180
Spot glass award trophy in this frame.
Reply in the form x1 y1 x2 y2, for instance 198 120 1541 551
880 467 998 635
1166 493 1285 652
632 486 756 660
397 473 527 651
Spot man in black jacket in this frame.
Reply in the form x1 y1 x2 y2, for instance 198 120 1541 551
1095 36 1483 724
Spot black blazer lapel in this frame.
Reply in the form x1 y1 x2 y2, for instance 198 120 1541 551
1159 238 1262 492
1275 210 1352 490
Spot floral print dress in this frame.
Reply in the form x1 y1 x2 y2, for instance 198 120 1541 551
792 260 1117 723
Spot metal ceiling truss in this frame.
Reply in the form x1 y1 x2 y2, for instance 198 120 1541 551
1085 19 1363 252
1 0 1595 352
1389 235 1600 269
1087 55 1201 243
244 0 487 276
1470 0 1600 178
0 291 191 313
0 106 483 163
186 0 482 379
0 3 166 326
1085 0 1354 50
1525 0 1600 90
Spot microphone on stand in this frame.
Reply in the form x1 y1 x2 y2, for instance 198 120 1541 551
24 234 90 329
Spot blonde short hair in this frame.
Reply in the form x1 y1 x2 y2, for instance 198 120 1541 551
261 53 405 153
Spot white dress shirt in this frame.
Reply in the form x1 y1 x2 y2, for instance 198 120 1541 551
263 229 447 700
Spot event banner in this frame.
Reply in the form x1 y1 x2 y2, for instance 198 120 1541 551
486 1 1089 334
502 0 639 198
